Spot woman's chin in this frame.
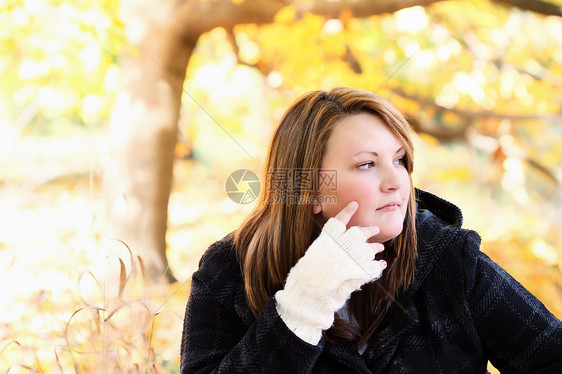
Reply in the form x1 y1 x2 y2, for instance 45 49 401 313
368 227 403 244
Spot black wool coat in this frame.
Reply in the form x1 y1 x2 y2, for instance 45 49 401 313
180 189 562 373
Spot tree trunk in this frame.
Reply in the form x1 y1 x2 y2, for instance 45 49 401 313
104 0 195 282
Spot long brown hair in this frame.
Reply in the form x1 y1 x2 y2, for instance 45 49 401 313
234 87 417 348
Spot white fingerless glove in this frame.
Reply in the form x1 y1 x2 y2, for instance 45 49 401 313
275 218 385 345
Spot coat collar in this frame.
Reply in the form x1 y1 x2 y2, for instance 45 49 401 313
355 189 465 372
408 188 463 296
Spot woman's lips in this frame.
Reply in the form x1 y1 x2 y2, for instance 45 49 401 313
377 202 399 211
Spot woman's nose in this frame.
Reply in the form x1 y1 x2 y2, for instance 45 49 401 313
380 164 400 192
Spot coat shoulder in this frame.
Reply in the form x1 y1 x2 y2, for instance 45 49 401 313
194 232 240 288
191 232 254 324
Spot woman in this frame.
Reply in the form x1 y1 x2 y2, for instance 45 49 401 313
180 87 562 373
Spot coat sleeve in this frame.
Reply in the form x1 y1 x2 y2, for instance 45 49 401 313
462 231 562 374
180 244 323 374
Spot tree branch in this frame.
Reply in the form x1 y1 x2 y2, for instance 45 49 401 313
173 0 284 41
493 0 562 17
459 29 562 86
225 27 273 75
297 0 445 18
407 115 471 141
225 27 240 57
173 0 449 42
172 0 560 47
389 87 562 121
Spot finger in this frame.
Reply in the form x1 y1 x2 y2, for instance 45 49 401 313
333 201 358 226
370 242 385 255
363 260 387 280
360 225 380 240
346 242 375 263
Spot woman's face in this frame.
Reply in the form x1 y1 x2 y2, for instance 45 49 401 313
314 113 411 243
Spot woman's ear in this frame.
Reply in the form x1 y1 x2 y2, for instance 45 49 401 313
312 200 322 215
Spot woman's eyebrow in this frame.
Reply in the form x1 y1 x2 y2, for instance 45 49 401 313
350 146 405 159
350 151 377 158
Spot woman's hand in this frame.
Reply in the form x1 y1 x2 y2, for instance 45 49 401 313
275 201 387 345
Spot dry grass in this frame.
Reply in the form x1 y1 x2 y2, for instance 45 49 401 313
0 233 190 373
0 139 251 372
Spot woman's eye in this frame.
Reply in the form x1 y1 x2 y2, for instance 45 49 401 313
358 161 375 169
394 157 405 166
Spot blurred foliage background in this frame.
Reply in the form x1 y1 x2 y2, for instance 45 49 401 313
1 0 561 372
